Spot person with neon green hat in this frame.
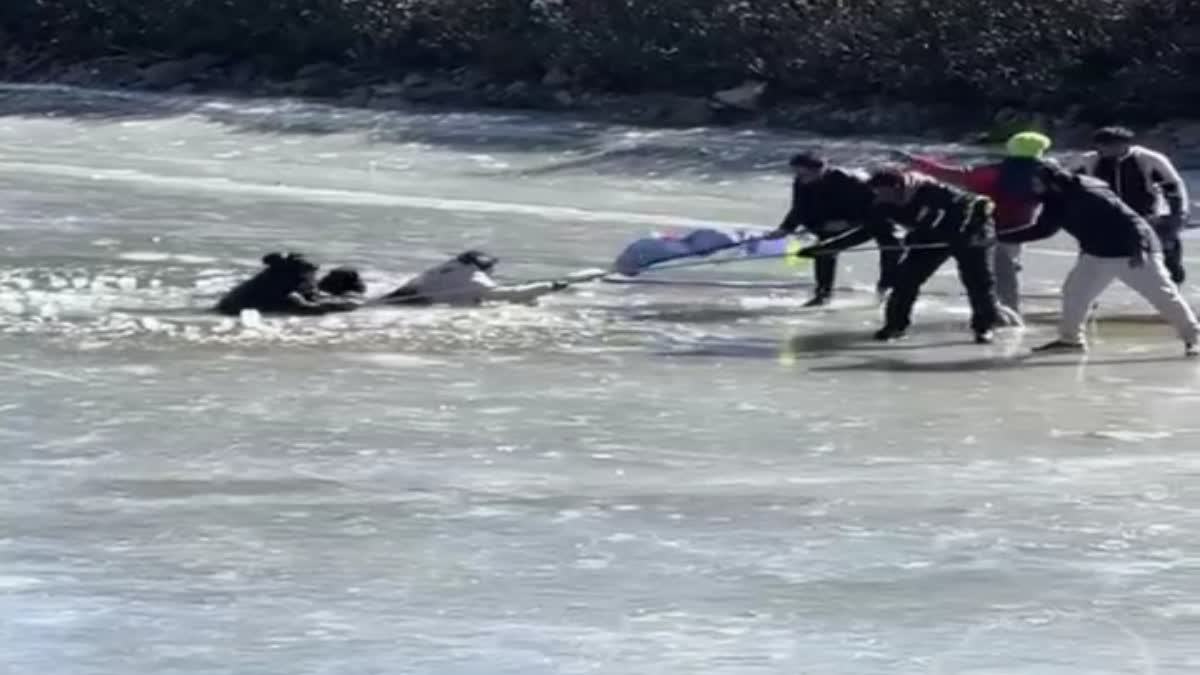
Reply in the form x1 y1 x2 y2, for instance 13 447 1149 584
1006 131 1052 159
891 130 1051 323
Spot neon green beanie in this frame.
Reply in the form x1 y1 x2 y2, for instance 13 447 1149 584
1005 131 1052 159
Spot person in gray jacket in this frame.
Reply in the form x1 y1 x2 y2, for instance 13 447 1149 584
380 250 568 306
1076 126 1191 284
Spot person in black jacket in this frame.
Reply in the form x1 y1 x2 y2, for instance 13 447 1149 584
1007 163 1200 356
802 169 1001 344
216 252 361 316
765 153 903 306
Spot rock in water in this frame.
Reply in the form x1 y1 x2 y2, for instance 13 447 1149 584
661 97 713 127
401 73 429 88
542 66 572 88
140 60 195 89
712 80 766 111
139 54 223 90
229 61 258 87
290 62 351 97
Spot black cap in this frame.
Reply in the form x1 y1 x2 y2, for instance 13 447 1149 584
285 252 318 273
1093 126 1135 144
788 153 826 170
866 168 907 189
456 250 498 271
318 266 366 295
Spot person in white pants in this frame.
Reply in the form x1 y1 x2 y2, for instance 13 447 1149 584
1057 253 1198 348
1006 163 1200 356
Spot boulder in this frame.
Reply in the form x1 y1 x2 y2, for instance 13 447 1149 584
367 94 408 111
228 61 258 88
401 72 430 88
140 60 193 89
56 57 141 87
373 81 409 97
660 96 713 127
493 81 542 108
504 81 532 98
342 86 372 108
542 66 572 88
289 62 352 97
454 67 491 90
139 54 223 90
712 80 766 111
403 78 468 103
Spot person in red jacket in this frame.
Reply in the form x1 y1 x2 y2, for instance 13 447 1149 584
893 131 1050 323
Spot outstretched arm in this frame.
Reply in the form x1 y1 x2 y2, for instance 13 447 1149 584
906 155 998 196
797 224 878 257
484 281 565 304
1002 201 1063 244
283 292 358 315
771 180 807 236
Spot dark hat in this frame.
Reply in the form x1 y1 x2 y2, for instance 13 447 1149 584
317 266 366 295
788 153 826 170
285 252 318 273
456 250 498 271
866 168 907 189
1093 126 1135 144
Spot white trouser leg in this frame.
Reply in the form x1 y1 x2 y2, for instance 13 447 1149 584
1117 253 1200 343
1059 254 1119 344
993 243 1022 313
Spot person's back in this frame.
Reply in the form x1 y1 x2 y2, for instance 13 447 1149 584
217 252 363 316
217 252 317 316
879 173 991 242
792 167 876 235
381 250 565 306
382 253 488 305
1043 174 1159 257
771 154 901 306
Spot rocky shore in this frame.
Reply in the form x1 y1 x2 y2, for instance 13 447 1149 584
6 47 1200 160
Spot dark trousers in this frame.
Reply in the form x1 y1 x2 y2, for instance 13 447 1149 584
883 242 1000 334
812 241 904 297
1154 222 1185 284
